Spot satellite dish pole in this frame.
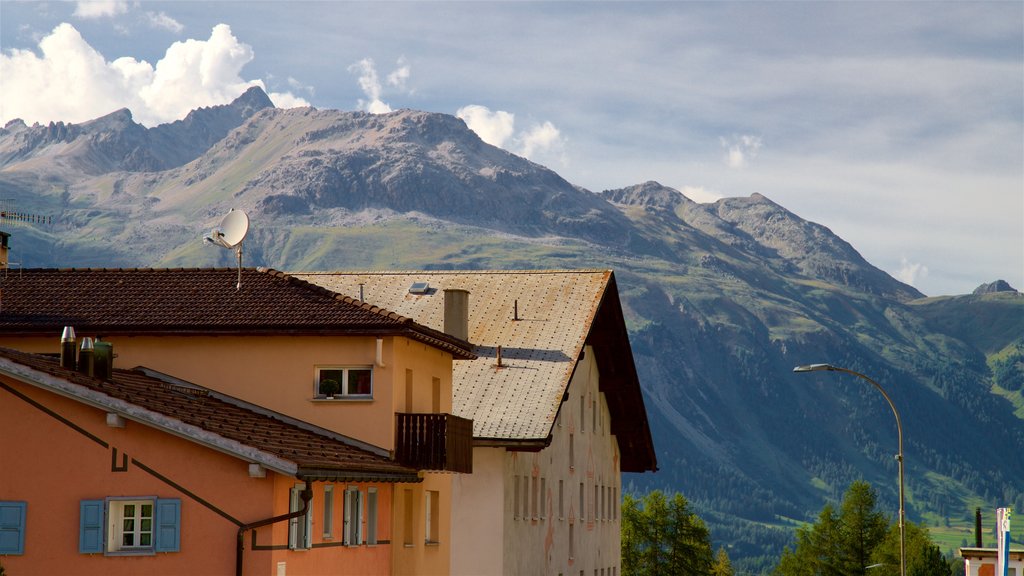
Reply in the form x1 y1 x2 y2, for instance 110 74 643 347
204 209 250 291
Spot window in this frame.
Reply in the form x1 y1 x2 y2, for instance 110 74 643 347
431 377 441 412
366 488 378 545
405 369 414 411
579 482 584 521
323 485 334 539
344 487 363 546
402 489 414 546
558 480 564 520
514 476 520 519
316 366 373 399
531 476 538 519
79 498 179 555
580 396 585 432
522 475 530 519
540 477 547 520
288 485 311 550
569 523 575 559
569 433 575 469
0 501 26 555
425 490 439 544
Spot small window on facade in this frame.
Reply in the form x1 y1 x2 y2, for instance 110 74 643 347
323 485 334 538
344 487 363 546
403 489 414 546
513 476 520 519
522 475 530 519
405 369 414 411
288 485 311 550
531 476 538 519
569 433 574 469
79 498 180 555
425 490 440 544
540 477 547 520
0 501 27 555
431 377 441 412
580 396 585 432
366 488 378 545
579 482 584 522
316 367 373 399
558 480 565 520
569 523 575 559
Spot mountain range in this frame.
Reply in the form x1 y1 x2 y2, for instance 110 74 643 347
2 88 1021 572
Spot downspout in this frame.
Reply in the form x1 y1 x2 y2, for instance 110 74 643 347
376 337 385 368
236 479 312 576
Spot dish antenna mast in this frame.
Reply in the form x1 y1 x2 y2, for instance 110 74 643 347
204 209 249 290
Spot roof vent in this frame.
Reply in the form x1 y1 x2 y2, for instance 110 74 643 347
409 281 430 295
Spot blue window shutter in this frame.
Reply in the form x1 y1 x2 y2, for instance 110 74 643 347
0 501 27 555
154 498 180 552
79 500 104 554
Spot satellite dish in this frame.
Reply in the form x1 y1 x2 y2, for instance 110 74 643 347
203 209 249 290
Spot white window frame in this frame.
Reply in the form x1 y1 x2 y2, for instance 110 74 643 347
289 484 312 550
343 487 363 546
323 485 334 539
425 490 440 545
315 366 374 399
366 488 378 545
107 498 155 553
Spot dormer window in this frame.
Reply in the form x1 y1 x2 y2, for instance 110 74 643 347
316 367 373 399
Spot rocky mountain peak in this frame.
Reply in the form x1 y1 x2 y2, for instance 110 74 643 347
600 181 692 210
973 279 1018 295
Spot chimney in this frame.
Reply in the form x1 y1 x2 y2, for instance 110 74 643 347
79 338 95 377
975 507 983 547
93 340 114 381
443 289 470 342
60 326 77 370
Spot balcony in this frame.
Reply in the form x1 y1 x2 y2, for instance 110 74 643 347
395 413 473 473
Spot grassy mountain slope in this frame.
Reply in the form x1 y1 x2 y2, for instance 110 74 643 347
2 92 1021 572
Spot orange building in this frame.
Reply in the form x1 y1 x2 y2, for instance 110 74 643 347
0 268 475 575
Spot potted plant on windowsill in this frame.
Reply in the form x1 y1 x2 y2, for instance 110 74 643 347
319 378 340 400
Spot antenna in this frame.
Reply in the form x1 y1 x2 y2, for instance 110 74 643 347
203 209 249 290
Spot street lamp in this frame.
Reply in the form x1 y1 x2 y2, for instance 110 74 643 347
793 363 905 576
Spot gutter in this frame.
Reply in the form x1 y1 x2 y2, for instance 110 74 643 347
236 479 312 576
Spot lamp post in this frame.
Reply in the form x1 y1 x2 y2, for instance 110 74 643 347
793 363 905 576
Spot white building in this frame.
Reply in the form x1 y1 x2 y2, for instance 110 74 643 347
297 270 658 576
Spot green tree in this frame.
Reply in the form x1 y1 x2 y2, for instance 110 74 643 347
622 490 714 576
712 546 734 576
870 521 954 576
774 481 889 576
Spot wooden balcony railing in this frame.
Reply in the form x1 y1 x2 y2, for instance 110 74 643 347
395 413 473 473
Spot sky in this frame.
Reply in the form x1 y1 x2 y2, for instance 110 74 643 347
1 1 1021 297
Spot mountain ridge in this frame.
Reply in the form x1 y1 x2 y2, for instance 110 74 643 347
2 88 1021 571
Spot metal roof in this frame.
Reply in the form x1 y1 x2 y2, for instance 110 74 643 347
295 270 657 472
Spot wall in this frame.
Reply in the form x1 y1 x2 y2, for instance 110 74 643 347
503 346 623 576
391 473 452 576
0 378 274 576
450 447 506 575
1 334 454 451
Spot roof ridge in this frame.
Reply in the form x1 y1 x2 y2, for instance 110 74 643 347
295 269 612 275
257 267 412 324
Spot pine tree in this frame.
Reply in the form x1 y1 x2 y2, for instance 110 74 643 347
622 490 715 575
712 546 734 576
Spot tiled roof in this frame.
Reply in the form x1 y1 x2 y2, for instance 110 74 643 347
0 347 420 482
0 268 473 358
295 270 657 472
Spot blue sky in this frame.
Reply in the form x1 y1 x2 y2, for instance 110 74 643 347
2 1 1021 297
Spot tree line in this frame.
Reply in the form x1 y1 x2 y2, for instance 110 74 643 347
622 482 961 576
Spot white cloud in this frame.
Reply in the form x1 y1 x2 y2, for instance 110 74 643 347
680 185 723 204
456 104 566 163
349 58 394 114
894 256 929 287
516 121 562 160
0 23 309 127
721 134 763 168
457 105 515 148
387 56 410 90
73 1 129 19
146 11 184 34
